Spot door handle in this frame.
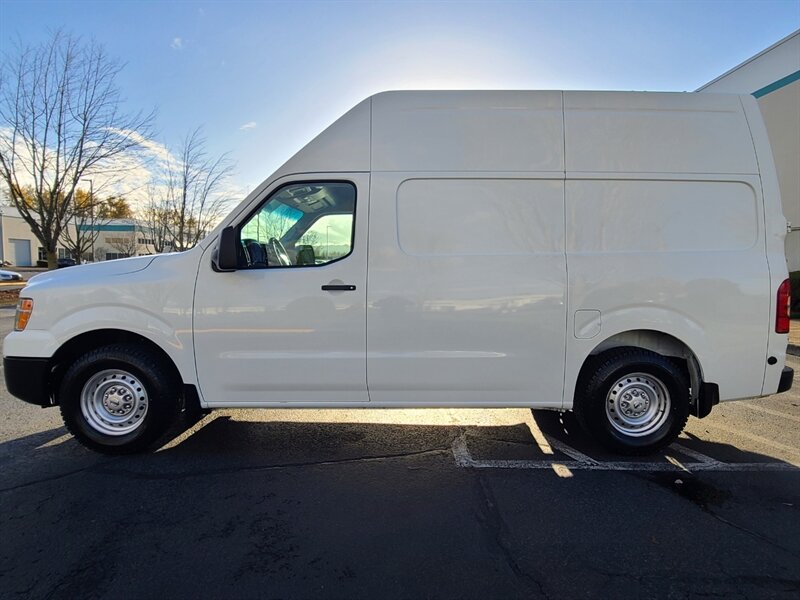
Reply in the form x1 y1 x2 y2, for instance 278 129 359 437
321 284 356 291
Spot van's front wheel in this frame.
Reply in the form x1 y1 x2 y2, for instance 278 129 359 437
59 344 180 454
575 348 689 455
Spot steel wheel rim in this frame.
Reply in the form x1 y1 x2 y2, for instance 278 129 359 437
80 369 149 436
605 372 670 437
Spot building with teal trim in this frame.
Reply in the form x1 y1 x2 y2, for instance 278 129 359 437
0 207 162 266
698 29 800 274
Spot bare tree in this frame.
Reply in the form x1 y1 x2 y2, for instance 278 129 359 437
93 245 108 262
138 183 173 254
0 31 153 268
244 206 296 242
60 188 105 263
106 229 138 258
165 128 232 251
298 230 320 247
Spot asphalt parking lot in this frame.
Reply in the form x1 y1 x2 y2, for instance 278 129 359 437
0 309 798 599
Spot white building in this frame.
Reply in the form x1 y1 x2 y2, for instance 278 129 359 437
0 205 161 265
697 29 800 273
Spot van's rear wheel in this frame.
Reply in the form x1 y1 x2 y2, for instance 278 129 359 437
575 348 689 455
59 344 180 454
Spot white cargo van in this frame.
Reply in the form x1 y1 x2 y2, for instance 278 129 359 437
3 91 793 455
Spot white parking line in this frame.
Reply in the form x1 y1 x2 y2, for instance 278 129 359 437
524 416 555 455
524 417 598 465
451 434 477 468
671 443 721 465
544 436 599 465
451 433 799 472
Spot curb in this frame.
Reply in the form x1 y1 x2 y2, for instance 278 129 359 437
789 344 800 357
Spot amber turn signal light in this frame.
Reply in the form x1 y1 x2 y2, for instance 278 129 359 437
14 298 33 331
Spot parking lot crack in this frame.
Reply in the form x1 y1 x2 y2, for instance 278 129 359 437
89 447 450 481
645 473 800 559
706 510 800 559
474 473 551 599
0 448 449 491
0 459 119 494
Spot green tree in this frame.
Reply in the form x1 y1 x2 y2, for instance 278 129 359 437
98 196 134 219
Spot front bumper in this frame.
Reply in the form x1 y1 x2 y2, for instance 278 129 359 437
778 366 793 394
4 356 52 406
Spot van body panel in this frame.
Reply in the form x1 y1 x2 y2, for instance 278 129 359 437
198 99 373 250
274 99 372 180
192 173 371 405
3 251 199 386
3 91 791 419
740 96 791 395
366 172 567 406
563 172 770 403
372 91 564 172
3 329 59 358
566 179 760 253
563 256 769 403
564 91 759 174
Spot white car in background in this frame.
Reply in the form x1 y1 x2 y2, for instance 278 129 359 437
0 269 23 282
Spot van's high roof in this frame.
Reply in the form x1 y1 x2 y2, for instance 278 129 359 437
275 90 759 180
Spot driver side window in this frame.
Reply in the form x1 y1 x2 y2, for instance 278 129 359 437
239 182 356 268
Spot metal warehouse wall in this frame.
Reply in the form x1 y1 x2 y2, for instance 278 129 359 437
698 30 800 273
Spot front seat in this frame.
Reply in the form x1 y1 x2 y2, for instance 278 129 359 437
244 240 267 268
296 244 316 266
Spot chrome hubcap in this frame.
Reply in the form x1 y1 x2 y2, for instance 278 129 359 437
605 372 670 437
80 369 149 436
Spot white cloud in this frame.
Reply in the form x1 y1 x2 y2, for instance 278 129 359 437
2 126 174 208
171 37 183 50
239 121 257 131
0 126 244 226
107 128 176 169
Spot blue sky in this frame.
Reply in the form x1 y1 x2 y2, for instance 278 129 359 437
1 0 798 197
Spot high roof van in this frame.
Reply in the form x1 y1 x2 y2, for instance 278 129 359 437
3 91 794 455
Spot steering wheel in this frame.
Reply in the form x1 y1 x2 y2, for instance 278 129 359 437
269 237 292 266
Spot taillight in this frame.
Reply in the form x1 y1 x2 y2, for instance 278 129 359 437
776 278 791 334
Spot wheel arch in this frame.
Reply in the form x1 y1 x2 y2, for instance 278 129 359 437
574 329 704 411
50 329 187 407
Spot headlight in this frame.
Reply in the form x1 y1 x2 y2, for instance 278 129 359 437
14 298 33 331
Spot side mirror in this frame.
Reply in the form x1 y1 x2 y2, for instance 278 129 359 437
215 226 238 271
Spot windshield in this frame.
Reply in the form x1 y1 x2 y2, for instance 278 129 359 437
240 201 303 242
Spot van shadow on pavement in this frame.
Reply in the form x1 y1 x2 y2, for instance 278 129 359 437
1 415 799 600
1 408 797 493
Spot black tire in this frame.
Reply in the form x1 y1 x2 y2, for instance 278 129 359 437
58 344 181 454
574 348 690 455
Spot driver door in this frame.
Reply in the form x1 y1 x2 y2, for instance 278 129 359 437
193 174 370 406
